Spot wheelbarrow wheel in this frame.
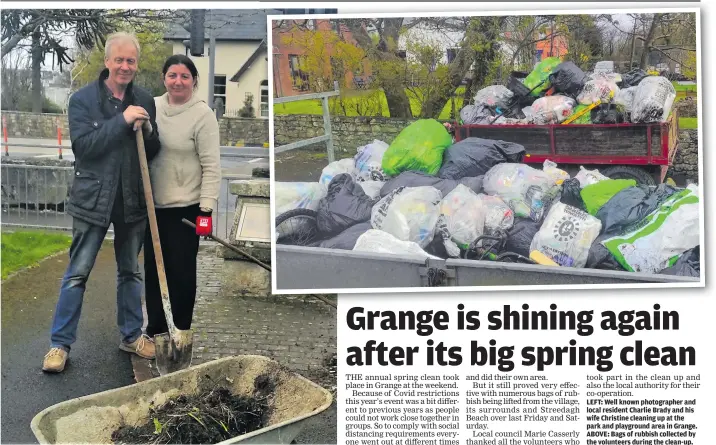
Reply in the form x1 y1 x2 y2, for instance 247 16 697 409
275 208 320 246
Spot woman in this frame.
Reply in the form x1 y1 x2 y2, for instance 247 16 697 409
144 54 221 342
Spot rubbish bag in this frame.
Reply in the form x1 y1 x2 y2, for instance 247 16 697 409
380 171 483 199
460 104 494 125
577 78 619 105
354 140 391 182
524 57 562 96
596 184 679 234
658 246 700 277
318 221 373 250
437 137 526 180
614 87 637 116
560 178 586 211
548 61 587 98
593 61 615 75
542 160 570 185
477 194 514 233
580 179 637 216
602 184 700 273
353 229 441 259
529 95 576 124
371 186 443 248
473 85 514 110
565 104 593 124
319 158 356 185
275 181 327 214
381 119 453 176
620 69 649 88
530 202 603 268
357 180 384 200
438 184 487 256
503 217 543 257
574 166 609 188
631 76 676 123
590 103 625 124
316 173 377 235
586 233 626 271
483 163 556 221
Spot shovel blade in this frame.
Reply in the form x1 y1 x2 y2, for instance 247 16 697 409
154 330 193 376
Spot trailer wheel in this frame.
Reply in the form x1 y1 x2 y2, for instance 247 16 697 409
599 166 656 186
275 208 320 246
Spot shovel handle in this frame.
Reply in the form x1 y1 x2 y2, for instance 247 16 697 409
136 130 178 340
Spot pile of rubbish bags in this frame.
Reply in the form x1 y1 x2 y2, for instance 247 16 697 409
275 119 700 278
460 57 677 126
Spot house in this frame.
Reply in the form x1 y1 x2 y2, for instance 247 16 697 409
164 9 280 118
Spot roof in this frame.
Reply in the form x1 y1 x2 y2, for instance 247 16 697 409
230 40 268 83
164 9 282 41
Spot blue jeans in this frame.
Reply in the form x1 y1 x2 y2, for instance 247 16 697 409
50 216 146 351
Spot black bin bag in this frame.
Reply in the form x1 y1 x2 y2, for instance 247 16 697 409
658 246 700 277
548 61 587 98
503 217 543 258
437 137 526 180
316 174 376 235
318 221 373 250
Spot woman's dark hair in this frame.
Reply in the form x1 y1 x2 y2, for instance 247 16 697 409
162 54 199 89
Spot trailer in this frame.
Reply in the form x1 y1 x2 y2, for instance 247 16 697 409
454 109 680 186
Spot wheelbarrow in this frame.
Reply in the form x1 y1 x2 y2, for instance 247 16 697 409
30 355 333 444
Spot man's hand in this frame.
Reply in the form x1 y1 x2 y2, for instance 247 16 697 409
123 106 150 131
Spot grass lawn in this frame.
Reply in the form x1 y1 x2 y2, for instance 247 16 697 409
679 117 697 129
672 82 697 92
1 231 72 279
274 87 464 120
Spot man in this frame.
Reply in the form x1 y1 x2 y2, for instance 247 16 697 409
43 32 161 373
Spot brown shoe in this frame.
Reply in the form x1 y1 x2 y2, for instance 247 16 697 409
42 348 68 373
119 334 155 359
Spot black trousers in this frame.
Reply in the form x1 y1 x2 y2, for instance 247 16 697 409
144 204 201 337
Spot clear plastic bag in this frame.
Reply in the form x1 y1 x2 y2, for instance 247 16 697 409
530 202 603 268
477 194 514 233
473 85 514 109
460 104 493 125
438 184 487 256
371 186 442 248
574 166 609 188
529 95 576 124
353 229 440 259
483 163 555 221
630 76 677 123
577 78 619 105
543 160 570 185
357 180 384 200
615 86 637 115
275 182 327 214
354 140 390 182
319 158 357 185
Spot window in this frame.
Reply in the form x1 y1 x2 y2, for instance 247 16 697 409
260 80 269 118
214 75 227 104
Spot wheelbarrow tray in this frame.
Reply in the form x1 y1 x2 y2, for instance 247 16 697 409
30 355 333 444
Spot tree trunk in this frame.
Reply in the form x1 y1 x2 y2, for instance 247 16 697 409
639 14 662 69
31 31 43 113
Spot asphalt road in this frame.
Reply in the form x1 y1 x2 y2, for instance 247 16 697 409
1 244 136 444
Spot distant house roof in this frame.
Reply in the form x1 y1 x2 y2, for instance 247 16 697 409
230 40 267 83
164 9 283 41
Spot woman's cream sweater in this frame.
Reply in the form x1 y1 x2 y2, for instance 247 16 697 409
151 93 221 212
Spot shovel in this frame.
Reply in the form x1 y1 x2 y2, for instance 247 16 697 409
136 129 193 375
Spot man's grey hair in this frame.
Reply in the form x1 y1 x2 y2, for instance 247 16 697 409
104 32 141 59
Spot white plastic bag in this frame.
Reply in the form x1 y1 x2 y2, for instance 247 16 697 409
319 158 357 185
630 76 677 123
602 184 700 273
543 160 570 185
473 85 514 109
353 229 440 259
354 140 390 182
615 87 637 115
574 166 609 188
371 186 442 248
275 182 327 214
483 163 555 221
477 194 514 233
530 202 603 268
357 180 384 200
577 78 619 105
438 184 487 256
529 96 576 124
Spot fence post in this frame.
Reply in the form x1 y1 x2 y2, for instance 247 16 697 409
322 81 338 164
57 117 63 160
3 116 8 157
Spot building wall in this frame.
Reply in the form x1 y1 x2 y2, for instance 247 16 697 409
170 40 269 118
